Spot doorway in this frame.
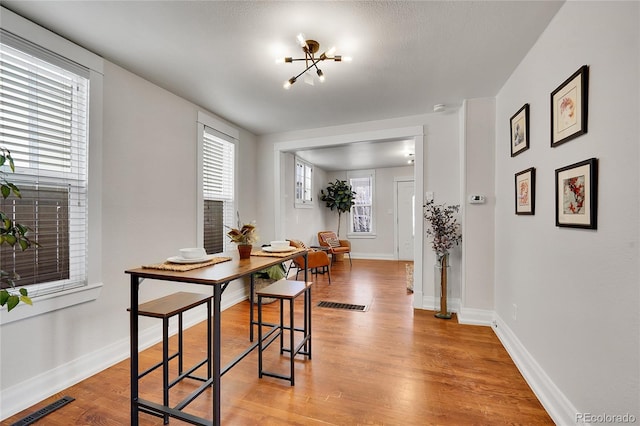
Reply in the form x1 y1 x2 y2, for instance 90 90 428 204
395 179 414 260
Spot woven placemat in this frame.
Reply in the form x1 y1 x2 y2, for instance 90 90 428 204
142 256 232 272
252 248 305 258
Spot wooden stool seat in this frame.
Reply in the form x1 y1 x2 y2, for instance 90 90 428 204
128 292 211 424
256 280 312 386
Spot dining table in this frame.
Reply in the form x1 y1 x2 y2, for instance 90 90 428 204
125 247 308 425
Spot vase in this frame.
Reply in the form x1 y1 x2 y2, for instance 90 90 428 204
434 254 452 319
237 244 252 259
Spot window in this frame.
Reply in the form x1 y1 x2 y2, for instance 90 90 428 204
0 30 88 296
348 170 375 237
294 157 313 207
201 125 235 254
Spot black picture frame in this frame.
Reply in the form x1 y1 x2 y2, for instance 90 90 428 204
510 103 530 157
515 167 535 215
551 65 589 147
555 158 598 229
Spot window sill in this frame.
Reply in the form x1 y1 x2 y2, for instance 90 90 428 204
294 202 314 209
0 282 103 325
347 233 377 239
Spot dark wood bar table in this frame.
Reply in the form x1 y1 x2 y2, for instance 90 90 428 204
126 248 308 426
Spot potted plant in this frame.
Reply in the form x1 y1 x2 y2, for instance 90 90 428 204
0 148 36 311
226 212 258 259
424 199 462 319
319 179 356 237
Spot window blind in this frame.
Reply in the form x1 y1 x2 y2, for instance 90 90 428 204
0 31 88 295
202 126 235 253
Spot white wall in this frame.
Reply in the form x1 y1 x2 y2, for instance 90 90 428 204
459 98 496 323
0 48 258 419
494 1 639 422
281 152 329 246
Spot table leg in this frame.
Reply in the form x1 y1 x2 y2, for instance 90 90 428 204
213 284 222 425
249 274 255 342
130 275 139 426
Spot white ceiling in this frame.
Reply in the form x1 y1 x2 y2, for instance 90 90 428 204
1 0 563 170
294 138 416 172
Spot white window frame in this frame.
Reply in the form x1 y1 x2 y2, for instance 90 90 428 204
294 156 314 208
197 112 239 253
347 169 376 238
0 8 104 324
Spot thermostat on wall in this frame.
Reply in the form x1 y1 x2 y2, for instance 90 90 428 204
468 195 486 204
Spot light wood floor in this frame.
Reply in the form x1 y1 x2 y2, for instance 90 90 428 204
3 259 553 425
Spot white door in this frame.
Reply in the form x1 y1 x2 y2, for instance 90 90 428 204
396 180 415 260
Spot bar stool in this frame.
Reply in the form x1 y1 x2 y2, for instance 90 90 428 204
128 292 211 424
256 280 312 386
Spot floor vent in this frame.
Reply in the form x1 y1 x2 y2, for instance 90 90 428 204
317 301 368 312
11 396 75 426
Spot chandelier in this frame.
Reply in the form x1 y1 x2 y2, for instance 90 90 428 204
278 34 351 89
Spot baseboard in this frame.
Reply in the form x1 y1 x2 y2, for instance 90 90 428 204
492 314 578 425
350 252 396 261
456 307 494 326
421 295 461 313
0 285 247 420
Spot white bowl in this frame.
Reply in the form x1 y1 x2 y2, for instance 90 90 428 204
270 240 290 250
179 247 206 259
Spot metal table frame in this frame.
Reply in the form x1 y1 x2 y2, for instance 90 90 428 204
126 249 308 426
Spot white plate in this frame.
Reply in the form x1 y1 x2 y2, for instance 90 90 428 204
262 246 295 253
166 254 216 264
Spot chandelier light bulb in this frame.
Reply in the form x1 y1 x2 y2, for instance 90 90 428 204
296 33 306 47
284 76 297 89
317 69 325 82
275 58 284 64
342 56 353 62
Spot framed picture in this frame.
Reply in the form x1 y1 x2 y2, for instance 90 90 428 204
510 104 529 157
515 167 535 215
555 158 598 229
551 65 589 147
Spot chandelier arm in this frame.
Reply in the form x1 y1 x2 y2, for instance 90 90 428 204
291 57 323 81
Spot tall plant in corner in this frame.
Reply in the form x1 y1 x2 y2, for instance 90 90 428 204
320 179 356 237
424 199 461 319
0 148 35 311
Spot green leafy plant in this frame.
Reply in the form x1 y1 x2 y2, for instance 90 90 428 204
0 148 36 311
319 179 356 236
254 264 286 281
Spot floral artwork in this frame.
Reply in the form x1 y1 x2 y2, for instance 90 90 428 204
551 65 588 147
519 180 529 206
555 158 598 229
515 167 535 215
558 92 577 132
562 175 585 214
